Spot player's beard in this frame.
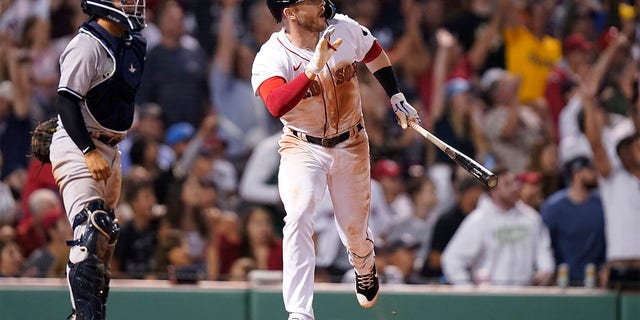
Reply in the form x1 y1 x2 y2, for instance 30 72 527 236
295 14 326 33
582 178 598 191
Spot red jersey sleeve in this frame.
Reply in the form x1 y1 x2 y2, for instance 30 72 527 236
362 40 383 64
257 73 313 118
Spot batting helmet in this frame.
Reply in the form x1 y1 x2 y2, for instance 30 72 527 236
267 0 336 23
81 0 146 31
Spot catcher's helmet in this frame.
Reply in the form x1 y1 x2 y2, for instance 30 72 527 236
267 0 336 23
81 0 146 31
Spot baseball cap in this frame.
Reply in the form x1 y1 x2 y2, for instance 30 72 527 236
165 122 195 146
386 233 420 253
371 159 401 180
137 103 162 119
516 171 542 184
563 33 593 55
480 68 507 93
562 156 594 178
445 78 471 100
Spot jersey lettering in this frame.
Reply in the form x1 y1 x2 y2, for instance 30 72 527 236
303 80 322 99
335 62 358 86
301 61 357 99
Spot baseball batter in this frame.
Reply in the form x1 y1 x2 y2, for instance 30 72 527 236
48 1 146 319
252 1 419 319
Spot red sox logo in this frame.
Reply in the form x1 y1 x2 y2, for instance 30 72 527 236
334 62 358 85
304 62 358 99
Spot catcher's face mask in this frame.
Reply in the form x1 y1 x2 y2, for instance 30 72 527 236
81 0 146 31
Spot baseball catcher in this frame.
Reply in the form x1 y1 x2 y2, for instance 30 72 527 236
48 1 146 319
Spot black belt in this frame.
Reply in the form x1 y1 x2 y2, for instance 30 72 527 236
291 123 363 148
91 132 125 146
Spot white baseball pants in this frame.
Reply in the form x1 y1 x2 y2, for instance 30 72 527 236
278 129 375 320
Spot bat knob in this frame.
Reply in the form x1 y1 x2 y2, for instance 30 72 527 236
486 174 498 189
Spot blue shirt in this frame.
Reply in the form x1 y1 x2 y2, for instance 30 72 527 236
0 113 31 178
541 189 606 283
137 42 209 129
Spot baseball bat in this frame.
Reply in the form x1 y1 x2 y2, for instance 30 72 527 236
408 121 498 189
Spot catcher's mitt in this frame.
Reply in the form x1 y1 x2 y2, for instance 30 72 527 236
31 117 58 163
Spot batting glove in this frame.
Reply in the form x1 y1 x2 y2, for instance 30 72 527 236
390 92 420 129
306 25 343 74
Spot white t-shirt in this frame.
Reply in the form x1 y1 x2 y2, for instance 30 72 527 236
599 168 640 260
442 200 555 286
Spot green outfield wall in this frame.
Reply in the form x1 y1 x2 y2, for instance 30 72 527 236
0 279 637 320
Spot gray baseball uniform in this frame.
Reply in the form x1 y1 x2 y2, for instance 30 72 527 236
52 19 145 237
50 15 146 320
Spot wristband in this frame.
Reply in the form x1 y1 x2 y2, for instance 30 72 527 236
82 144 97 155
372 66 400 98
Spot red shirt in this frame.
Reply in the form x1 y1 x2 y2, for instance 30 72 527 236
218 235 283 276
544 65 572 141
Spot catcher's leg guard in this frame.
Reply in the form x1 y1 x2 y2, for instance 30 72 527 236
66 199 120 320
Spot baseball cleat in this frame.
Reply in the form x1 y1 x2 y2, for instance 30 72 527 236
355 264 379 308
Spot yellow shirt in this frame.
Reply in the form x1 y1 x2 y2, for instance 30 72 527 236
504 26 561 103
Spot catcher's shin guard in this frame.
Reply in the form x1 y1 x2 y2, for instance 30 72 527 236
66 199 120 320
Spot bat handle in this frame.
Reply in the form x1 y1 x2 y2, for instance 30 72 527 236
408 121 498 189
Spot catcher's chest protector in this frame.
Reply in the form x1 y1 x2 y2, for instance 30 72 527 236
81 20 147 132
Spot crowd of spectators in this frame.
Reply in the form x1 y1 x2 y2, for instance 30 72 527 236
0 0 638 290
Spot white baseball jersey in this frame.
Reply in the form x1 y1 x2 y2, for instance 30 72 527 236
252 14 375 136
251 14 379 320
599 168 640 260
